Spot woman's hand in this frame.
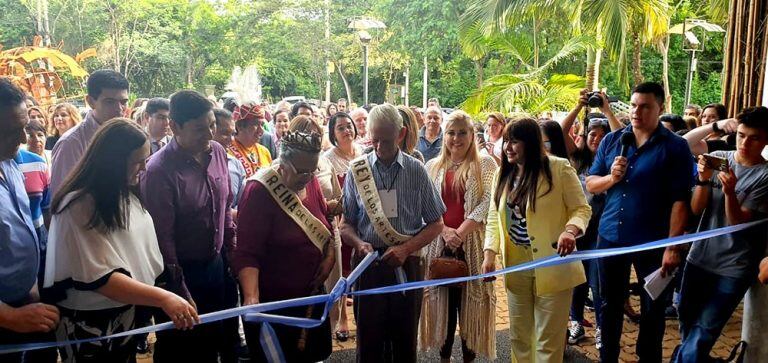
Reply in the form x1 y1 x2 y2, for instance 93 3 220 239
160 293 199 330
441 227 462 250
556 231 577 257
309 256 335 291
481 256 496 275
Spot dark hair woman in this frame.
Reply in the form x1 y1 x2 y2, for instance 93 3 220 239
538 119 569 159
45 118 198 363
481 118 591 361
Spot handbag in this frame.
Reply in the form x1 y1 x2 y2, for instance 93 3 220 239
428 247 469 286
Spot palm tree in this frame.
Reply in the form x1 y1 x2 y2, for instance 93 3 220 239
463 0 670 91
459 31 591 114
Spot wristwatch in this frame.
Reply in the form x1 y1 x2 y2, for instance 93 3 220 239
712 122 721 133
695 179 712 186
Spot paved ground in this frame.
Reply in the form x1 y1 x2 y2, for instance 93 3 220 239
326 276 744 362
138 267 745 362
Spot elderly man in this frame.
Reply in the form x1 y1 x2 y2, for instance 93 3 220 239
349 107 371 148
341 103 446 363
0 78 59 363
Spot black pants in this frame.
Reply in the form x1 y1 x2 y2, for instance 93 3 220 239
0 328 57 363
354 255 424 363
439 286 475 361
153 254 235 363
597 237 670 363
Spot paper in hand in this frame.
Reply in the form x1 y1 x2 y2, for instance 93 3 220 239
643 267 677 301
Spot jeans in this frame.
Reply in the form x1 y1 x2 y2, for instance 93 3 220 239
673 263 750 363
597 237 670 363
570 259 602 326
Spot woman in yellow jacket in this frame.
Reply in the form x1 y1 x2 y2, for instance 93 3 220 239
482 118 591 363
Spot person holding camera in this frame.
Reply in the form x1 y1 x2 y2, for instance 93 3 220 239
586 82 693 362
673 107 768 362
674 107 768 362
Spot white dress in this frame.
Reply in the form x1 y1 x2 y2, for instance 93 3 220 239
44 192 164 311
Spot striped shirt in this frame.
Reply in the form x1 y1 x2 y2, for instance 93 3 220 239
505 202 530 246
343 150 446 249
14 150 51 237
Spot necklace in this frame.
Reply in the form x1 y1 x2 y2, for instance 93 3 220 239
335 146 355 161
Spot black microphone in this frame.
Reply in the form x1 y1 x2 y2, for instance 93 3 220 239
620 132 635 158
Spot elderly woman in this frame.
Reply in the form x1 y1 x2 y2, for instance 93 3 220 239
45 119 198 362
420 111 498 361
233 131 335 362
482 118 591 362
46 103 82 150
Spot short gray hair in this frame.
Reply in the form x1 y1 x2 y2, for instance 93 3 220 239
367 103 402 131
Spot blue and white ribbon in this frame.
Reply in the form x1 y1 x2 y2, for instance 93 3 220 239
1 219 765 355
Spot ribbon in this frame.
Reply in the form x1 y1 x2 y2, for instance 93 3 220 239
1 219 765 355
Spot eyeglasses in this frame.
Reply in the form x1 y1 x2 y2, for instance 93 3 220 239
284 159 319 178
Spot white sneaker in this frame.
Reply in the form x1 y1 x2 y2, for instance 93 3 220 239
595 327 602 350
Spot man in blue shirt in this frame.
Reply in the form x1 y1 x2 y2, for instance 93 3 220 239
587 82 692 362
417 106 443 162
0 78 60 362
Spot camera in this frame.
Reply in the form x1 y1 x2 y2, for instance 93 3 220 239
587 91 619 108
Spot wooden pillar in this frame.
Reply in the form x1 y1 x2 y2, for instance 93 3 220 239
721 0 768 117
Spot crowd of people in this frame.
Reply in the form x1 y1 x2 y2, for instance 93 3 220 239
1 70 768 363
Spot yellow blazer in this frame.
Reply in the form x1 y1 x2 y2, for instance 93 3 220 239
484 156 591 295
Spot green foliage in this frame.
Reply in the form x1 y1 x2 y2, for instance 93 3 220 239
0 0 725 112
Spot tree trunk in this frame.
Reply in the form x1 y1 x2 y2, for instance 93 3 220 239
661 35 672 112
336 62 353 105
585 47 602 90
632 31 644 86
475 58 485 88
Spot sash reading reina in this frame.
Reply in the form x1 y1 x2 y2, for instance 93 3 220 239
253 166 331 252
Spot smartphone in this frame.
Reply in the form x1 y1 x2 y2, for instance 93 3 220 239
703 154 729 172
476 130 485 145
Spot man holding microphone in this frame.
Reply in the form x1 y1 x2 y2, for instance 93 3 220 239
586 82 694 362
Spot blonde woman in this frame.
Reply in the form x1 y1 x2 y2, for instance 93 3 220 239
482 118 591 362
420 110 498 361
397 105 425 163
46 103 82 150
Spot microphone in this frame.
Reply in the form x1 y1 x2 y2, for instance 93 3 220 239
619 132 635 158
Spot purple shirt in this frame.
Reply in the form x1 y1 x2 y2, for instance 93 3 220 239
50 111 100 196
139 138 235 298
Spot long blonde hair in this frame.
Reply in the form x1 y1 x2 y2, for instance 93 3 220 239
428 110 483 198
